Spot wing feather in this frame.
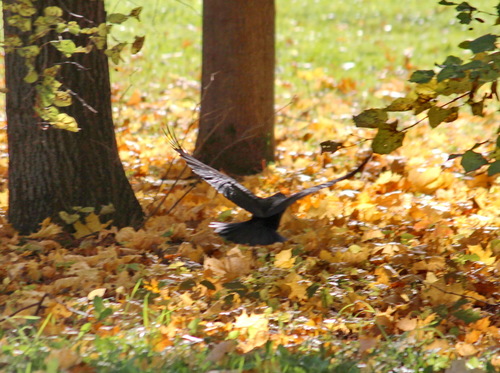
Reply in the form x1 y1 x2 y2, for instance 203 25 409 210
170 142 265 216
267 154 371 215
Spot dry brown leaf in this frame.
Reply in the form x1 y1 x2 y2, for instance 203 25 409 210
28 218 63 239
206 340 237 363
45 348 81 370
455 342 478 357
396 317 417 332
203 247 252 282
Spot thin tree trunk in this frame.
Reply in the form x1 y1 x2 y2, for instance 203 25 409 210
196 0 275 175
3 0 144 234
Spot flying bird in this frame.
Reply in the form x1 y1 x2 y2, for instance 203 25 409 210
168 132 370 245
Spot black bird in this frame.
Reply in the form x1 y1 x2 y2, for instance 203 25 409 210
169 135 370 245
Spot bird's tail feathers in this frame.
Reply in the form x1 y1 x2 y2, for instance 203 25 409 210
210 220 285 246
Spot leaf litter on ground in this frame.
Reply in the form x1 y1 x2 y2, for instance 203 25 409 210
0 71 499 371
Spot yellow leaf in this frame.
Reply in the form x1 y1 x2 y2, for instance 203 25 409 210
275 249 295 269
468 245 495 265
361 228 384 241
407 167 454 193
87 288 106 300
423 279 463 305
470 317 490 331
279 272 308 301
73 212 109 239
374 266 390 285
53 112 80 132
28 218 63 239
319 249 336 263
234 311 269 353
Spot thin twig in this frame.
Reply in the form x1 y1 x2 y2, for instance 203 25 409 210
0 293 49 322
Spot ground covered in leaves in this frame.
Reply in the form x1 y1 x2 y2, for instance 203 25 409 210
0 73 499 372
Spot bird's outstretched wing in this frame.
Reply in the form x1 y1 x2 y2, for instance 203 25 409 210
267 154 372 215
167 128 266 216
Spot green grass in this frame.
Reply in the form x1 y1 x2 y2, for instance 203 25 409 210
106 0 495 104
2 316 496 372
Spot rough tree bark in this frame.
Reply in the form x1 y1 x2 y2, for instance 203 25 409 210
196 0 275 175
3 0 144 234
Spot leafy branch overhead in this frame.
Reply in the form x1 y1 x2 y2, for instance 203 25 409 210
352 1 499 175
3 2 145 131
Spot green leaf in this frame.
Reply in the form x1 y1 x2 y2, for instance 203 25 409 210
200 280 216 290
306 283 321 298
466 34 498 53
428 106 459 128
409 70 435 83
441 55 463 65
52 39 76 57
67 21 81 35
457 12 472 24
105 43 126 64
437 65 464 82
43 6 63 17
461 150 488 172
448 153 463 160
24 69 39 84
456 2 476 12
436 78 472 95
17 45 40 58
223 281 247 291
487 160 500 176
453 253 480 264
107 13 128 24
438 0 456 5
372 128 405 154
353 109 388 128
59 211 80 225
385 97 415 111
17 2 37 17
179 279 196 290
452 308 482 324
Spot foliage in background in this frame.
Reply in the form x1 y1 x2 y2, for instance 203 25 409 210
354 1 499 175
3 1 144 131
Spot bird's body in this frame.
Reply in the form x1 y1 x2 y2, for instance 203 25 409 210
169 133 370 245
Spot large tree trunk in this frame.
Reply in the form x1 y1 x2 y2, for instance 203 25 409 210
196 0 275 175
3 0 144 234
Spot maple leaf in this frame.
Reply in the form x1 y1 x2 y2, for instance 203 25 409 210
278 272 308 301
234 311 269 353
73 212 111 239
467 245 495 265
274 249 295 269
28 218 63 239
203 247 252 282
